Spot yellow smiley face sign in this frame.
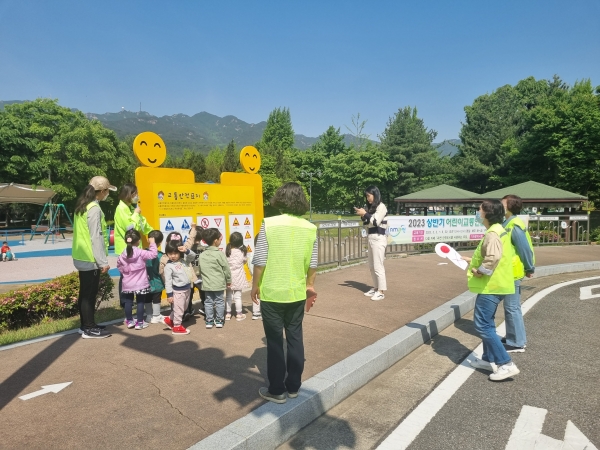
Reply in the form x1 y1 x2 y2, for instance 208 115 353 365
133 132 167 167
240 146 261 174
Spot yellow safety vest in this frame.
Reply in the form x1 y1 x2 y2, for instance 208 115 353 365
72 202 108 263
259 214 317 303
467 223 515 295
504 216 535 280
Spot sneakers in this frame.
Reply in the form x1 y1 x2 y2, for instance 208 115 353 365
81 327 111 339
489 362 520 381
215 320 224 328
125 319 136 329
225 313 232 321
150 314 165 324
236 314 246 322
258 387 287 404
500 337 527 349
206 321 214 329
135 320 149 330
183 309 195 321
287 391 299 398
504 344 526 353
172 325 190 335
371 292 385 301
197 307 206 317
252 313 262 320
163 316 174 329
364 288 376 297
470 357 494 371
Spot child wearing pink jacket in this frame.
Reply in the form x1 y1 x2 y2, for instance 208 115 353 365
117 229 157 330
225 232 248 321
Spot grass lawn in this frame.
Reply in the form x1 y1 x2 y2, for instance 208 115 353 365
0 306 125 347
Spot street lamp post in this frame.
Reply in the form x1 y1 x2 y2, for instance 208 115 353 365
301 170 321 221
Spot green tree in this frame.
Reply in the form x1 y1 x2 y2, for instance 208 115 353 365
204 147 224 182
222 139 239 172
515 79 600 201
312 125 346 157
322 144 397 212
378 106 442 198
0 99 134 211
455 76 562 192
258 107 295 181
164 149 206 182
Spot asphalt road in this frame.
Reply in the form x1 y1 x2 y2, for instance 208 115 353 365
405 277 600 450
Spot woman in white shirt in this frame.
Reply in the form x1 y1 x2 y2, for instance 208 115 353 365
354 185 388 301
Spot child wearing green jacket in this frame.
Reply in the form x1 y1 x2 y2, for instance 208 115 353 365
199 228 231 329
145 230 166 324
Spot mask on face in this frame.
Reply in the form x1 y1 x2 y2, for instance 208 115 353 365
131 195 139 204
475 210 483 225
101 191 110 201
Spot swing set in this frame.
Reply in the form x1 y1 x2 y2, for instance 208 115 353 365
30 203 74 243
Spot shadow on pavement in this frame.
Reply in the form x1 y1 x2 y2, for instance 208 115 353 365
338 280 370 293
0 335 78 410
117 326 268 407
406 318 478 365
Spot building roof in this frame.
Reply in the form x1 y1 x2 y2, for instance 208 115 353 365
483 181 587 201
394 184 482 207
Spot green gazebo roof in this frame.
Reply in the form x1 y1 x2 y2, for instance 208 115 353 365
483 181 587 201
394 184 482 207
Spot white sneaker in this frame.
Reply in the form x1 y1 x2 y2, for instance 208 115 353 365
150 314 165 324
371 292 385 301
489 362 520 381
364 288 376 297
469 357 493 371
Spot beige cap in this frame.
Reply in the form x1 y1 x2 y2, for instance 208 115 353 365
89 176 117 192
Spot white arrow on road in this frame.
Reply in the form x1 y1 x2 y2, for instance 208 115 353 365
19 382 72 401
580 284 600 300
506 405 597 450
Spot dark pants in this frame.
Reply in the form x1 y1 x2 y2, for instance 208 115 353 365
261 300 306 396
190 284 205 313
78 269 100 329
123 293 150 323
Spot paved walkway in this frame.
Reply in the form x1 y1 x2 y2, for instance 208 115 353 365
0 246 597 449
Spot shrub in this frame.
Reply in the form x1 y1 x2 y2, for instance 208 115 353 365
0 272 114 332
531 230 563 243
589 226 600 243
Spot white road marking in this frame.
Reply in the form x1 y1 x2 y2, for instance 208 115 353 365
579 284 600 300
506 405 597 450
377 276 600 450
19 382 72 400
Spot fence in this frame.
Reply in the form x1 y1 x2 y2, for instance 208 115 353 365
313 214 590 267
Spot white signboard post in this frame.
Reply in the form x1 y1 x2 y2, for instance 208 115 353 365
159 216 193 249
196 215 226 251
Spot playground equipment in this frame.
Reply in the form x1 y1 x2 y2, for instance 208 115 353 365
30 203 74 243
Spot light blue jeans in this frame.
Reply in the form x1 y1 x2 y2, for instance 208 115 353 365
503 279 527 347
474 293 512 366
205 290 225 323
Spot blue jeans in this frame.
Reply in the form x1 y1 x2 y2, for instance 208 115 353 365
474 293 512 366
503 279 526 347
205 290 225 323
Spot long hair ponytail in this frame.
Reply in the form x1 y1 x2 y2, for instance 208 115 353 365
74 185 98 215
226 232 246 257
125 229 141 258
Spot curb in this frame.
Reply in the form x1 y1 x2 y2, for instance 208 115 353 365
189 260 600 450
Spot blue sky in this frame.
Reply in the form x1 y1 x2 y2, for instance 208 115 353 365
1 0 599 141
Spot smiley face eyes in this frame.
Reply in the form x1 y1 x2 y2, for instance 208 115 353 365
253 154 257 158
245 153 250 157
133 131 167 167
140 141 147 146
154 143 161 148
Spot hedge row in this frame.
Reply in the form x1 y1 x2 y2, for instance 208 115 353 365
0 272 114 332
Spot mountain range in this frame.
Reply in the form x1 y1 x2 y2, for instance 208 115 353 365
1 100 459 156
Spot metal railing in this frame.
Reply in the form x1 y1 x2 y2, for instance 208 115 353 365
313 214 590 267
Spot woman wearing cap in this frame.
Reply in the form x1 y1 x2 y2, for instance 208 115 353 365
72 176 116 339
354 185 388 301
